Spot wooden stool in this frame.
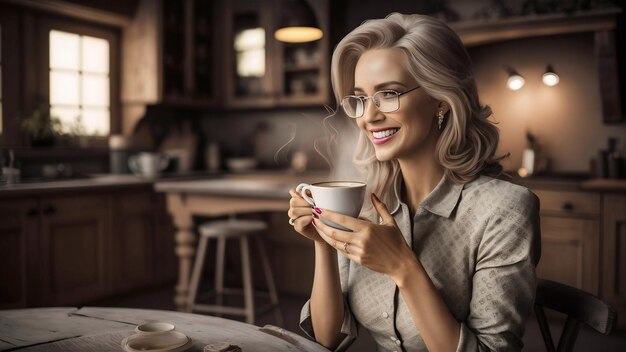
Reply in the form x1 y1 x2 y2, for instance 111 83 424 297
187 219 283 326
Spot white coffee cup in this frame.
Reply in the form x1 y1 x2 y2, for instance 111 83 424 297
128 152 169 178
296 181 366 231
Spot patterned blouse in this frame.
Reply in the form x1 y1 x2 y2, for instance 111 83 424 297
300 174 541 351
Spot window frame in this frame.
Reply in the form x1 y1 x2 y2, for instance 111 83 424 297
38 16 120 141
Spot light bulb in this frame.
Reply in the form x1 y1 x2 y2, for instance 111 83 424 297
507 74 525 90
542 65 559 86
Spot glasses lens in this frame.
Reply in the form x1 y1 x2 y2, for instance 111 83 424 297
342 96 363 118
374 91 399 113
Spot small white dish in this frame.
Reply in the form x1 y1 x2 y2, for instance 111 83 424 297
122 331 192 352
135 321 176 334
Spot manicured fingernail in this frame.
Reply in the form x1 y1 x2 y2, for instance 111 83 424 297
371 193 380 203
314 207 322 214
312 212 319 219
312 218 317 227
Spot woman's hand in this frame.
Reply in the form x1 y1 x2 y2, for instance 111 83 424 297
288 188 325 243
312 193 417 279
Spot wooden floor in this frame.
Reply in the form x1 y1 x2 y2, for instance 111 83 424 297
91 284 626 351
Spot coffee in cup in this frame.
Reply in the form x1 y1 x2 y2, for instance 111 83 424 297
296 181 366 231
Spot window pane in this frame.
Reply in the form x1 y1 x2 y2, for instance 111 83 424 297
234 28 265 51
50 106 80 134
82 108 109 136
82 36 109 74
50 70 79 105
82 74 109 107
236 49 265 77
50 30 79 70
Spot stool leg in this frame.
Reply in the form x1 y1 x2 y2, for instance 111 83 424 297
215 236 226 312
187 235 209 313
256 236 284 327
240 236 255 324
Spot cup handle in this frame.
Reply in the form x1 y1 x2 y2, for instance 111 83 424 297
128 156 140 175
296 183 315 207
159 155 170 171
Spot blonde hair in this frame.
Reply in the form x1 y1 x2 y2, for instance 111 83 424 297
331 13 504 221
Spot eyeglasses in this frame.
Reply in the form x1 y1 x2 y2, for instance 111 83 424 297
341 86 421 118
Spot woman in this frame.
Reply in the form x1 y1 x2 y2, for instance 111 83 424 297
288 13 540 352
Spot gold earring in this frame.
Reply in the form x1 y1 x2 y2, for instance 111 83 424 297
437 110 445 130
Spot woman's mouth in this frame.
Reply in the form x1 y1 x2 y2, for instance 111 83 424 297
371 128 399 145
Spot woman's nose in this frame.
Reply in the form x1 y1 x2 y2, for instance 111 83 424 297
361 100 384 123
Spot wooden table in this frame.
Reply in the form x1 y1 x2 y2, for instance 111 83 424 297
154 173 327 311
0 307 329 351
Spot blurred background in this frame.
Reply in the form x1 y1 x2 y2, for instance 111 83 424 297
1 0 626 350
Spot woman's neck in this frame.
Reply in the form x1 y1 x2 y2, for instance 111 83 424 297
398 155 444 215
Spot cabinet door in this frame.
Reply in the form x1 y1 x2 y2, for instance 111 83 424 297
39 195 109 306
111 189 155 292
223 0 276 108
602 194 626 329
154 193 177 284
536 216 599 294
274 0 330 106
0 199 38 308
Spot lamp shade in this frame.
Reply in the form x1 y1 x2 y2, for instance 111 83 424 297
274 0 323 43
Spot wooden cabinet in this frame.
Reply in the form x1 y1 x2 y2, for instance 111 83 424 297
39 195 109 306
111 190 155 292
222 0 330 108
0 199 38 308
533 189 600 294
601 194 626 329
122 0 221 108
0 186 175 308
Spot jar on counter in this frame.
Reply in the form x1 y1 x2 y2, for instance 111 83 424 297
109 135 129 174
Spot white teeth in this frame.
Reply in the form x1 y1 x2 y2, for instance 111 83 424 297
372 129 398 139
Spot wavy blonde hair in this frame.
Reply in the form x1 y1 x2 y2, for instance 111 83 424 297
331 13 505 221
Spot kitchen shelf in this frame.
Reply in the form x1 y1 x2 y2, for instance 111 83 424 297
450 7 621 47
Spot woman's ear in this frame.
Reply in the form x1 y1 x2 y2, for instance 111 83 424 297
438 102 450 115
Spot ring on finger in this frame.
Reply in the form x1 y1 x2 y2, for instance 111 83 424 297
343 241 350 254
289 218 295 226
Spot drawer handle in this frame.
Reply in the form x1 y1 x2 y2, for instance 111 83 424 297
561 202 574 211
42 205 56 215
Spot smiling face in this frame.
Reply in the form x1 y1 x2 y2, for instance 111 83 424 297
353 48 442 162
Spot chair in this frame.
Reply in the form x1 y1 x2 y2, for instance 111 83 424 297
187 218 283 326
534 278 617 352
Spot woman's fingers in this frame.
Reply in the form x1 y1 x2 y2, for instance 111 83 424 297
315 223 363 258
314 207 364 232
288 206 314 220
312 217 356 245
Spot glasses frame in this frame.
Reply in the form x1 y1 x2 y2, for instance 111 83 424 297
341 85 421 118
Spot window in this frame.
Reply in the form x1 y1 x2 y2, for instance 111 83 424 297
235 27 265 77
49 29 110 136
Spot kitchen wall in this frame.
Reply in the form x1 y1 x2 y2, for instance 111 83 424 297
469 32 626 173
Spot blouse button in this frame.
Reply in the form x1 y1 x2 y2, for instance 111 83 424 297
390 336 397 342
381 312 389 319
395 340 402 346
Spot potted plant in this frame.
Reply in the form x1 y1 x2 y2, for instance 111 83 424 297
21 101 63 147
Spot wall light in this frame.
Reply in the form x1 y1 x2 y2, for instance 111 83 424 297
542 64 560 86
274 0 323 43
504 66 525 91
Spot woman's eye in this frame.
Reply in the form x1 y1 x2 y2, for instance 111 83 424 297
382 91 397 98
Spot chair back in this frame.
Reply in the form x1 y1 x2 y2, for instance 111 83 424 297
534 278 617 352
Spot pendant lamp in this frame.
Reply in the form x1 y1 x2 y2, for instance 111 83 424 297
274 0 323 43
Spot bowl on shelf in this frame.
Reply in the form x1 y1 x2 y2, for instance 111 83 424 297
226 157 258 172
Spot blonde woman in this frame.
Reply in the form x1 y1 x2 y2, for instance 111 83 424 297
288 13 540 352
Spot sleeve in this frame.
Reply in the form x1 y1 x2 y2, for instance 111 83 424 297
456 188 541 352
299 253 358 352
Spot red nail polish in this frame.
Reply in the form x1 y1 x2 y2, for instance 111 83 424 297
314 207 322 214
312 213 319 219
312 218 317 227
371 193 380 203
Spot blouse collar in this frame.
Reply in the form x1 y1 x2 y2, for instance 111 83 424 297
389 172 464 219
